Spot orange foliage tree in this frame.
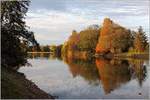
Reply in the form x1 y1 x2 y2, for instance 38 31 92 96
96 18 133 54
134 26 148 52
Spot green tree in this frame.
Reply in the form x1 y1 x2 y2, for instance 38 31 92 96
43 45 50 52
50 45 57 52
67 30 79 51
66 25 100 52
111 29 133 53
77 25 100 51
1 0 39 68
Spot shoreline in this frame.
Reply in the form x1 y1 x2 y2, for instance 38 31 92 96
95 52 149 60
28 51 149 60
114 53 149 60
1 67 54 99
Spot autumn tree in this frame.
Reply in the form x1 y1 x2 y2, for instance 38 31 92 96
65 25 100 51
96 18 135 54
77 25 100 51
134 26 148 52
72 30 78 35
111 29 133 53
1 0 39 68
61 42 69 57
67 30 79 51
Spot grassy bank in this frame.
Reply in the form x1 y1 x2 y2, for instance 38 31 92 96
1 67 54 99
114 52 149 59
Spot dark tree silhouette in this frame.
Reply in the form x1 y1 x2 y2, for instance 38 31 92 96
1 0 39 68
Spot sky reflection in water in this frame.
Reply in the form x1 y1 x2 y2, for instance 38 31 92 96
18 53 149 99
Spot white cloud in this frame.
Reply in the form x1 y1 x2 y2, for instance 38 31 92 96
25 0 149 45
25 9 101 45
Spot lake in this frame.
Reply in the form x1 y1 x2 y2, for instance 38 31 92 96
18 53 150 99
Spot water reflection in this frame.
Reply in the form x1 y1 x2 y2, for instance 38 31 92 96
96 59 131 94
26 53 148 97
63 57 147 94
28 53 62 60
128 59 147 87
64 58 99 85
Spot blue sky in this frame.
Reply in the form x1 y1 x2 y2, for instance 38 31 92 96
25 0 149 45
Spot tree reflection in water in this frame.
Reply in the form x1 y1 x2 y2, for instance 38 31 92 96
27 53 147 95
27 53 62 60
64 58 100 85
96 59 131 94
128 59 147 87
65 57 147 95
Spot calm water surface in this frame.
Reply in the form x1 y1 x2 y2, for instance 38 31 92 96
18 53 150 99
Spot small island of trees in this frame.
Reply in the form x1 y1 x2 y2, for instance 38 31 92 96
27 18 149 60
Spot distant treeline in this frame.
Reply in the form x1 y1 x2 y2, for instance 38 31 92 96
61 25 101 59
28 19 149 60
28 45 62 57
28 45 61 52
28 24 101 59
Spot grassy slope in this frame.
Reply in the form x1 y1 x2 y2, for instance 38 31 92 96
1 67 54 99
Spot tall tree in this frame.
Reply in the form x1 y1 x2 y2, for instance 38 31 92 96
66 25 100 52
1 0 39 68
77 25 100 51
111 29 133 53
134 26 148 52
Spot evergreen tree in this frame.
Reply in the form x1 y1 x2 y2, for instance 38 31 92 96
133 26 148 52
1 0 39 68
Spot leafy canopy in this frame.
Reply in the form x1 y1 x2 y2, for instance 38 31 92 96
1 0 39 68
